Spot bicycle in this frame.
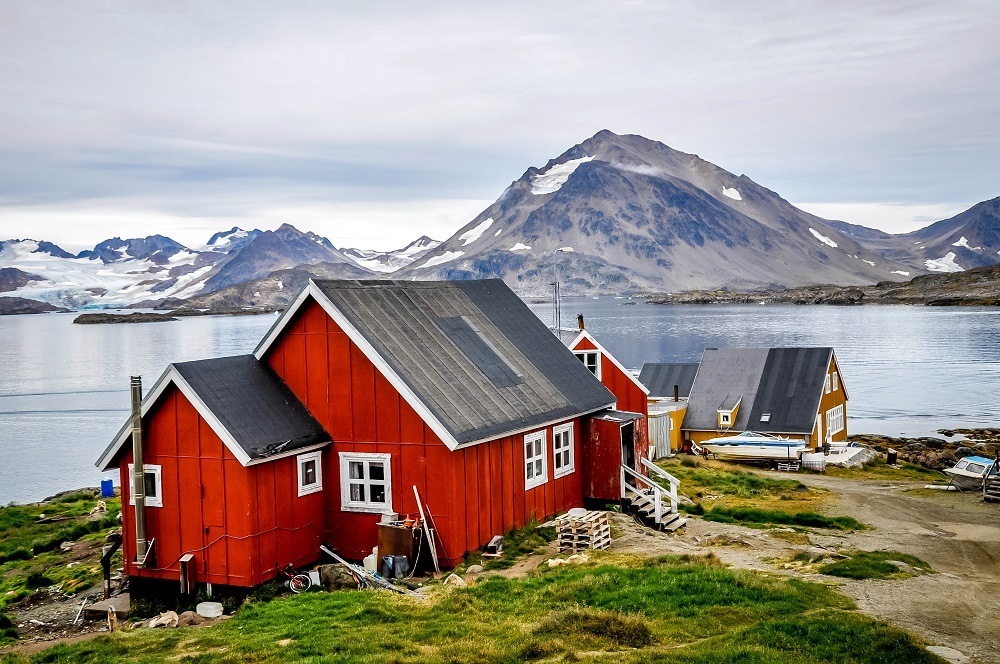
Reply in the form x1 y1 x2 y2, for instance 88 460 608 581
278 564 313 593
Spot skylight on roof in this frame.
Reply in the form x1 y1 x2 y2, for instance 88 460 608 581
436 316 524 389
760 413 771 423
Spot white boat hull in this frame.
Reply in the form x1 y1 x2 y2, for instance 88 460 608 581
701 442 806 461
943 468 986 491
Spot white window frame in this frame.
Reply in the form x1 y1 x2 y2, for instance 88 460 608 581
297 451 323 497
339 452 392 513
831 372 839 392
824 374 831 394
127 464 163 508
552 423 575 479
573 351 601 380
524 431 548 490
826 405 845 436
720 412 731 425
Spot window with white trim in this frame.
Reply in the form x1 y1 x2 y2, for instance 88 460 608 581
552 424 574 478
574 351 601 379
297 451 323 497
826 405 845 436
524 431 547 490
339 452 392 513
824 374 831 394
831 372 839 392
127 464 163 508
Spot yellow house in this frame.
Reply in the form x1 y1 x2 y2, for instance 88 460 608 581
679 347 848 450
638 362 698 456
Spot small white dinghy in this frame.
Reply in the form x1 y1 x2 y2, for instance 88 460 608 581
943 456 999 491
700 431 806 462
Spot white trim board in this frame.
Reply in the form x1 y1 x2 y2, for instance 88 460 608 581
568 329 650 396
254 281 464 450
96 365 330 471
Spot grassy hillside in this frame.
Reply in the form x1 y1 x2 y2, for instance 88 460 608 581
0 553 940 663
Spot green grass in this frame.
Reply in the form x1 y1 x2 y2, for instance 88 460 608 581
703 506 865 531
0 554 941 663
819 551 934 580
0 492 122 644
457 519 556 571
825 457 946 482
658 459 810 500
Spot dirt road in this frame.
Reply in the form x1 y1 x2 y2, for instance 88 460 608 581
602 472 999 664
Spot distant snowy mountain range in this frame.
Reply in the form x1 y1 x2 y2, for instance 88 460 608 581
0 226 439 309
2 129 997 310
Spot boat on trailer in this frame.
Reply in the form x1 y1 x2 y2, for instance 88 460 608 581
943 456 999 491
700 431 807 462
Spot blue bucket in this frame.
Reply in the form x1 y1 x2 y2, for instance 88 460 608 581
100 479 115 498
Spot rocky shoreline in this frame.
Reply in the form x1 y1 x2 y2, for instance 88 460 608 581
647 263 1000 306
73 312 178 324
849 428 1000 470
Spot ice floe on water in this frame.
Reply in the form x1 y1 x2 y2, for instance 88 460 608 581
722 187 742 201
459 218 494 246
808 228 839 248
530 156 594 195
891 270 911 277
925 252 964 273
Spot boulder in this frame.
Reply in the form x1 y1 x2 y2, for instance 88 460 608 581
465 564 485 576
319 564 359 591
149 611 179 628
443 574 467 587
177 611 205 627
954 446 975 459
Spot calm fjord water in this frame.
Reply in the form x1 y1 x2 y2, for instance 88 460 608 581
2 300 999 504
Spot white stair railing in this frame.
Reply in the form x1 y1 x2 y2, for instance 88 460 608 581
641 458 680 514
621 462 681 524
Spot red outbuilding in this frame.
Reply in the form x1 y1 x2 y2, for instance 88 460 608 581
98 279 674 593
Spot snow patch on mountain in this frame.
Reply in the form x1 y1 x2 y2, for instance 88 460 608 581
892 270 911 276
422 250 465 268
723 187 742 201
510 243 531 251
925 252 964 273
809 228 839 248
951 236 982 251
531 156 594 195
459 218 494 246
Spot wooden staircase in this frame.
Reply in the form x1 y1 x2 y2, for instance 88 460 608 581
621 458 687 532
984 471 1000 503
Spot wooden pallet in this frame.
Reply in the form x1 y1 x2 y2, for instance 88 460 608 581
555 510 611 552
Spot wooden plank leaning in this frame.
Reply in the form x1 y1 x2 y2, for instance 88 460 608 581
412 485 441 573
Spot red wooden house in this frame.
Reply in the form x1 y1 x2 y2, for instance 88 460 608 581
97 279 671 592
556 321 652 505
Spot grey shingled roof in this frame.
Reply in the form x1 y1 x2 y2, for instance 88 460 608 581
682 347 835 435
681 348 770 432
313 279 616 445
172 355 329 459
747 348 833 433
639 363 700 399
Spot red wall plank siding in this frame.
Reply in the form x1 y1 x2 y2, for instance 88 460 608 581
124 294 607 590
118 384 325 588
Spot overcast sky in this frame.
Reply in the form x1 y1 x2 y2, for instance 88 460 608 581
1 1 997 251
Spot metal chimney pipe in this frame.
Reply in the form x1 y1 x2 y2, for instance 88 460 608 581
577 314 585 330
673 384 679 402
130 376 148 566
